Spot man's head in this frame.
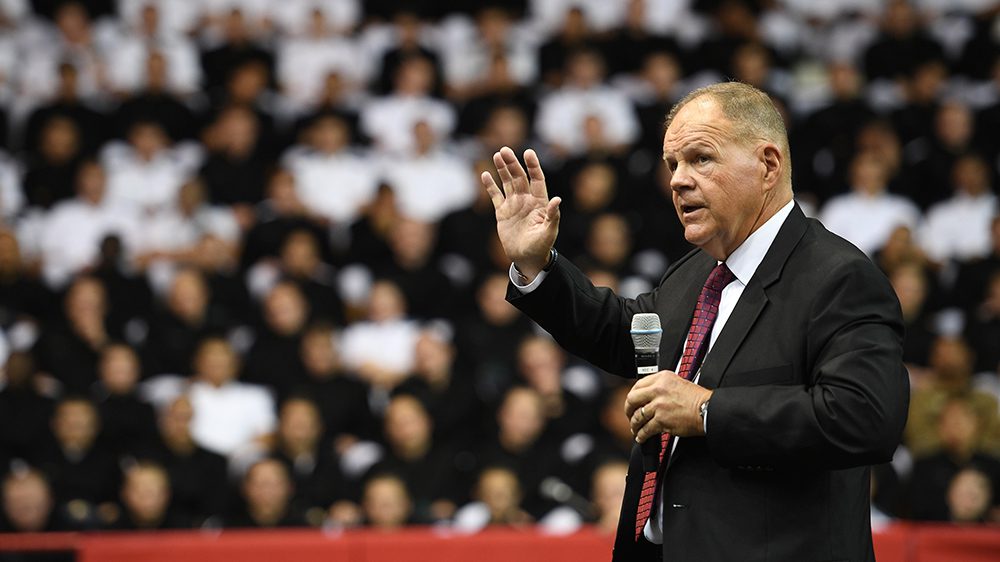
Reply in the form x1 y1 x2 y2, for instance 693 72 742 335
263 281 309 336
300 323 340 378
98 342 141 395
121 462 171 526
662 82 792 260
497 386 546 452
2 469 53 532
52 397 100 453
278 397 323 453
193 337 240 386
362 473 412 529
167 268 209 325
475 466 522 521
242 458 293 521
384 394 432 460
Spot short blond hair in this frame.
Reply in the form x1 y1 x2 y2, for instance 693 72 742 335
665 82 791 182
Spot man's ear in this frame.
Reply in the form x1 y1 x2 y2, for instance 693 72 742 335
759 143 782 191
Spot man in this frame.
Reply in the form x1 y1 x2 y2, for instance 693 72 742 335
482 82 909 561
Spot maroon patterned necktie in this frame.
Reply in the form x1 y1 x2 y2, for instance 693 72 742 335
635 262 737 541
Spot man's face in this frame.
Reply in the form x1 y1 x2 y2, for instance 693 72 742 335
663 97 766 260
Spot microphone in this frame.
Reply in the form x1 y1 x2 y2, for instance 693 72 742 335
631 313 662 472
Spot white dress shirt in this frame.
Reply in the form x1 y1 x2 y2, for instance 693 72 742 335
510 200 796 543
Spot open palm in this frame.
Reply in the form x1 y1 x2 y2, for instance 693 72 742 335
482 147 562 278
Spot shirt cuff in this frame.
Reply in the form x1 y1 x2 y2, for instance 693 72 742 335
509 263 549 294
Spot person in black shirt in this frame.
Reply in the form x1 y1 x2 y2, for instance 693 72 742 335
477 386 562 519
367 393 471 524
863 0 945 82
143 267 232 377
226 458 309 528
271 397 345 523
107 461 189 530
93 343 157 458
0 353 56 470
32 397 120 526
132 396 229 525
32 276 115 395
243 281 310 399
294 323 377 448
0 468 73 533
396 328 484 451
114 51 199 143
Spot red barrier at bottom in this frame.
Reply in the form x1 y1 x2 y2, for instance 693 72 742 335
2 524 999 562
911 525 1000 562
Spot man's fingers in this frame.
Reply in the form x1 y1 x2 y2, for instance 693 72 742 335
493 151 515 188
482 172 504 209
635 417 660 444
500 146 529 184
524 149 546 196
629 404 649 435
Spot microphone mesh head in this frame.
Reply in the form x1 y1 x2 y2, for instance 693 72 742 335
631 313 662 351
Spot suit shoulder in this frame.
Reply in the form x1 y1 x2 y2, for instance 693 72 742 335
800 216 882 271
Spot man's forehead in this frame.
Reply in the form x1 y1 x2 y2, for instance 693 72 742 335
663 98 731 153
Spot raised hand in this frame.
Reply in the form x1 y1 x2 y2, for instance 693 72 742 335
482 146 562 281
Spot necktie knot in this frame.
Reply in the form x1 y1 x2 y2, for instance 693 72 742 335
706 263 736 293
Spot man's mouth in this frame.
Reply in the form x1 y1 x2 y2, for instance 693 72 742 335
681 204 704 215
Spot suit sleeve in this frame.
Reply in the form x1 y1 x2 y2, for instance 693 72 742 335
705 257 910 470
506 257 657 378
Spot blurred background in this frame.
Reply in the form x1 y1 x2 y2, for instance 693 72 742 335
0 0 998 553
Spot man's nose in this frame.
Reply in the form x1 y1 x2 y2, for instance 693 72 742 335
670 163 694 191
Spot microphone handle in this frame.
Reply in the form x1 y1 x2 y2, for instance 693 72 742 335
635 350 661 472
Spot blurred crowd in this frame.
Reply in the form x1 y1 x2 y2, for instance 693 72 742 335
0 0 999 544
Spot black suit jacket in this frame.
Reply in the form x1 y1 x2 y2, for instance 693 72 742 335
508 205 909 562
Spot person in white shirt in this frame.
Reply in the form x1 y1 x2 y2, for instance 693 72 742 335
339 279 419 390
379 121 476 223
275 7 361 110
534 48 640 156
268 0 361 36
104 2 202 96
100 120 203 214
39 160 142 289
15 2 118 105
439 6 538 101
359 55 456 156
918 153 998 264
820 151 921 256
282 114 378 225
187 336 276 462
134 177 240 293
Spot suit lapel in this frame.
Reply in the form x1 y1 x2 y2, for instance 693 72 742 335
699 204 811 389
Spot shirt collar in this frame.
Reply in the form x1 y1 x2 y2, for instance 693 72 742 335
723 200 795 286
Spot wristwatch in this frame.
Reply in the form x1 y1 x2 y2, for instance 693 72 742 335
699 399 710 424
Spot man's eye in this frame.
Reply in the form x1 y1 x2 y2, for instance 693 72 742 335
697 155 711 165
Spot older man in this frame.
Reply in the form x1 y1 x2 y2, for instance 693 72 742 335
483 82 909 561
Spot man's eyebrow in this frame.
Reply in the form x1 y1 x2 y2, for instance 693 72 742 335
662 142 715 160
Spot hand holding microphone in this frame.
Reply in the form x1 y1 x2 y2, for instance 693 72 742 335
627 313 713 461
